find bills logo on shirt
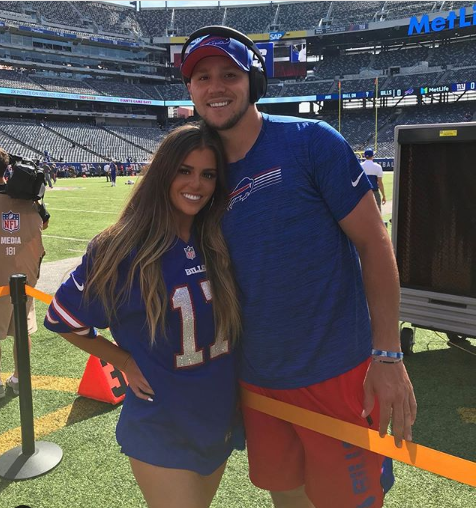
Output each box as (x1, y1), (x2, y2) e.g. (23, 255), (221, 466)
(227, 167), (282, 211)
(228, 177), (254, 210)
(2, 211), (20, 233)
(184, 245), (196, 260)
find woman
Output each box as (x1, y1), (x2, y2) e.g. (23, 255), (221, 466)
(44, 123), (241, 508)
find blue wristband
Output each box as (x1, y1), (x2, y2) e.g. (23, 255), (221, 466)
(371, 349), (404, 359)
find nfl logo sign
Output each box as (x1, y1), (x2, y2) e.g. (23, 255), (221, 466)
(184, 246), (196, 260)
(2, 211), (20, 233)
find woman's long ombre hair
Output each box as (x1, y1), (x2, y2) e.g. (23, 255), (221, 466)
(84, 122), (241, 345)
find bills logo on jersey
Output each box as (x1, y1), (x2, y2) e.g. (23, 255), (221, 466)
(227, 167), (282, 210)
(2, 211), (20, 233)
(184, 245), (196, 260)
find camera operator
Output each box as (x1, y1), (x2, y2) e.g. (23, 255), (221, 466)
(0, 147), (47, 398)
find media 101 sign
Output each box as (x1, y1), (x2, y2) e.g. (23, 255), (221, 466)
(408, 6), (476, 35)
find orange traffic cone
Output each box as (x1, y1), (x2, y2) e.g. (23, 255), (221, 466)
(78, 355), (129, 404)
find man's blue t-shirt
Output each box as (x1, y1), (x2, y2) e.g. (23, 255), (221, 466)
(222, 114), (373, 389)
(44, 237), (238, 474)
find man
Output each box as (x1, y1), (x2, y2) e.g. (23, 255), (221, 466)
(42, 162), (54, 189)
(110, 160), (117, 187)
(181, 27), (416, 508)
(0, 149), (46, 398)
(361, 148), (386, 212)
(104, 161), (111, 182)
(50, 163), (58, 184)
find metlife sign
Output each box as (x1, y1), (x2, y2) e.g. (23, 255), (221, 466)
(408, 6), (476, 35)
(420, 85), (450, 94)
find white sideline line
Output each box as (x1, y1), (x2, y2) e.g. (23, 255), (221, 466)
(43, 235), (90, 242)
(46, 207), (117, 214)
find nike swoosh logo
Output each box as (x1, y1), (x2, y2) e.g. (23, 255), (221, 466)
(351, 172), (364, 187)
(71, 273), (84, 292)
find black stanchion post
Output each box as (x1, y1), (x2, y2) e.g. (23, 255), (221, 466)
(10, 274), (35, 455)
(0, 274), (63, 480)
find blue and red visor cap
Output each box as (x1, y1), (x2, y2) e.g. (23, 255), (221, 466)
(181, 35), (253, 79)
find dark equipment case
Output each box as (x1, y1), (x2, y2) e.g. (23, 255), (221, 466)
(392, 122), (476, 353)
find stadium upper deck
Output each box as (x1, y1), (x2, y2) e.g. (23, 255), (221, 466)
(0, 1), (475, 162)
(0, 1), (473, 38)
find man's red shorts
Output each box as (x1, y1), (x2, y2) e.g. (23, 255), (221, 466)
(240, 359), (389, 508)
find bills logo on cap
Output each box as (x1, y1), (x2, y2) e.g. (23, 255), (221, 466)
(189, 35), (230, 52)
(2, 210), (20, 233)
(184, 245), (196, 260)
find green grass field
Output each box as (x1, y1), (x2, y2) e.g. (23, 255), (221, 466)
(0, 175), (475, 507)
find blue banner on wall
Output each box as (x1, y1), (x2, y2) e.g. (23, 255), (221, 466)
(19, 25), (76, 39)
(17, 25), (139, 46)
(0, 82), (470, 107)
(89, 36), (140, 47)
(374, 158), (394, 171)
(0, 86), (164, 106)
(451, 81), (476, 92)
(256, 42), (274, 78)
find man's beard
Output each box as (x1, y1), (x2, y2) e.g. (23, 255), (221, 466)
(203, 102), (249, 132)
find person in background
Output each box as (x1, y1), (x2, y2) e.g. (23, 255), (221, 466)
(181, 26), (416, 508)
(42, 162), (54, 189)
(110, 160), (117, 187)
(0, 148), (46, 398)
(3, 164), (12, 181)
(51, 164), (58, 184)
(361, 148), (386, 213)
(43, 123), (241, 508)
(104, 161), (111, 183)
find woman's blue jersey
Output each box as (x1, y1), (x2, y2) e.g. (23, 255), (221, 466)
(44, 237), (238, 474)
(222, 114), (373, 389)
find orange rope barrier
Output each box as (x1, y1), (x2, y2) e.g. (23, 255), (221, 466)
(242, 389), (476, 487)
(25, 285), (53, 304)
(0, 285), (52, 304)
(1, 284), (474, 487)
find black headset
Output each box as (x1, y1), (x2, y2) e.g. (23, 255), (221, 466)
(180, 25), (268, 104)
